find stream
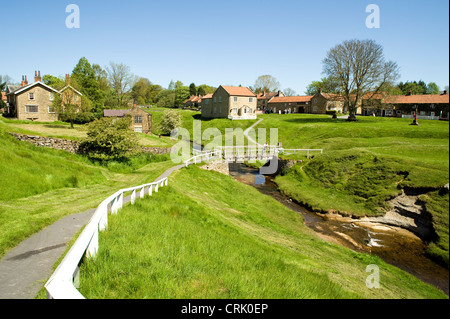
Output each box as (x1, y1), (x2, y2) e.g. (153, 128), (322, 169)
(227, 162), (449, 296)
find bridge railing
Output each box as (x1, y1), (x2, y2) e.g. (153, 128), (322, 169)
(184, 149), (222, 166)
(44, 177), (168, 299)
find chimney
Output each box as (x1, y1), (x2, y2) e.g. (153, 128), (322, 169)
(442, 90), (448, 95)
(22, 75), (28, 86)
(34, 70), (42, 82)
(406, 90), (412, 96)
(318, 87), (322, 94)
(133, 100), (137, 109)
(65, 74), (71, 85)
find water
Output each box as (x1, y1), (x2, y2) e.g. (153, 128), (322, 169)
(228, 162), (449, 295)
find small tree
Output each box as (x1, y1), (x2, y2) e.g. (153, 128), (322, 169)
(53, 87), (93, 128)
(80, 117), (138, 162)
(159, 109), (182, 135)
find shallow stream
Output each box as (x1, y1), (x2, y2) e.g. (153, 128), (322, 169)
(228, 162), (449, 295)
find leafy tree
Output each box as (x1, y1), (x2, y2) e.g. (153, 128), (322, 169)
(197, 84), (215, 96)
(156, 89), (176, 107)
(174, 85), (190, 107)
(159, 109), (182, 134)
(52, 80), (93, 128)
(397, 80), (427, 95)
(427, 82), (440, 95)
(79, 116), (138, 162)
(189, 83), (197, 96)
(254, 75), (280, 94)
(43, 75), (65, 90)
(305, 76), (341, 95)
(72, 57), (104, 115)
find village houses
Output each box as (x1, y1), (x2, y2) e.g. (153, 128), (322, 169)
(5, 71), (82, 121)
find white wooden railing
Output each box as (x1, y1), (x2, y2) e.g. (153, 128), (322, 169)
(184, 149), (222, 166)
(44, 177), (168, 299)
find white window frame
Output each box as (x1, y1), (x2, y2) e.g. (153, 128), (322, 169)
(29, 92), (35, 100)
(48, 106), (56, 113)
(49, 92), (55, 101)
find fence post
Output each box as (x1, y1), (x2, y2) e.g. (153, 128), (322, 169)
(149, 184), (153, 196)
(99, 203), (108, 231)
(140, 187), (145, 199)
(155, 183), (159, 193)
(131, 190), (136, 204)
(165, 178), (168, 186)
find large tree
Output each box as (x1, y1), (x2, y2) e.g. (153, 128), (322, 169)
(254, 75), (280, 94)
(71, 57), (104, 114)
(106, 62), (137, 108)
(305, 76), (341, 95)
(323, 39), (400, 121)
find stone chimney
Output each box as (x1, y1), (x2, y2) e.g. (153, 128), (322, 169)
(21, 75), (28, 86)
(34, 70), (42, 82)
(65, 74), (71, 85)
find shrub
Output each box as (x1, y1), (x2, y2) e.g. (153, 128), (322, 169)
(79, 117), (138, 162)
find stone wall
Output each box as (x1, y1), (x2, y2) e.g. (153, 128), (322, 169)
(9, 133), (80, 153)
(9, 132), (172, 155)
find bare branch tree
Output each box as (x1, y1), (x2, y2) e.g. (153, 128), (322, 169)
(254, 75), (280, 94)
(323, 39), (400, 121)
(106, 62), (137, 108)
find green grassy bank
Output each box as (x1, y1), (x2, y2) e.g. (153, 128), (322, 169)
(78, 166), (447, 299)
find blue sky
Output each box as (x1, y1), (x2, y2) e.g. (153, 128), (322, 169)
(1, 0), (448, 93)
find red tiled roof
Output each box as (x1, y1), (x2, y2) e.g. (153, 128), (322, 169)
(257, 92), (278, 100)
(221, 86), (256, 97)
(269, 96), (313, 103)
(384, 94), (449, 104)
(202, 94), (213, 99)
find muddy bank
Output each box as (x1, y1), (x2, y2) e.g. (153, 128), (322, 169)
(225, 162), (449, 295)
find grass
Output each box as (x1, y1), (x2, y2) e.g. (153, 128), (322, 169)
(255, 113), (448, 266)
(78, 166), (447, 299)
(0, 119), (177, 258)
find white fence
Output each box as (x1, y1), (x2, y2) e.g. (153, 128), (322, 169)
(184, 149), (222, 166)
(401, 114), (440, 120)
(44, 177), (168, 299)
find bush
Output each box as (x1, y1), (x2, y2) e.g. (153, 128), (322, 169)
(79, 117), (138, 162)
(159, 109), (182, 135)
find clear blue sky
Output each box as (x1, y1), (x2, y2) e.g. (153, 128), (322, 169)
(1, 0), (448, 94)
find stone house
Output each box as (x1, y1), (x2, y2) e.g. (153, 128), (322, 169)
(201, 85), (257, 120)
(380, 91), (449, 119)
(199, 93), (213, 110)
(309, 88), (345, 114)
(267, 95), (313, 113)
(5, 71), (83, 121)
(103, 104), (152, 134)
(257, 91), (284, 111)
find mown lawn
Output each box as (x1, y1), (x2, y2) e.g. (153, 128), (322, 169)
(78, 166), (447, 299)
(0, 120), (177, 258)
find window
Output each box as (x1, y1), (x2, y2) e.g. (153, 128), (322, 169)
(234, 97), (237, 102)
(134, 126), (143, 133)
(205, 99), (209, 105)
(48, 106), (56, 113)
(244, 108), (247, 114)
(26, 105), (38, 113)
(213, 107), (216, 114)
(249, 97), (253, 102)
(218, 96), (222, 103)
(49, 93), (55, 101)
(219, 106), (222, 113)
(29, 92), (34, 100)
(233, 108), (237, 113)
(74, 94), (79, 102)
(134, 115), (142, 124)
(214, 96), (217, 103)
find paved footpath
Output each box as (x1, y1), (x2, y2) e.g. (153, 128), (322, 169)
(0, 163), (186, 299)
